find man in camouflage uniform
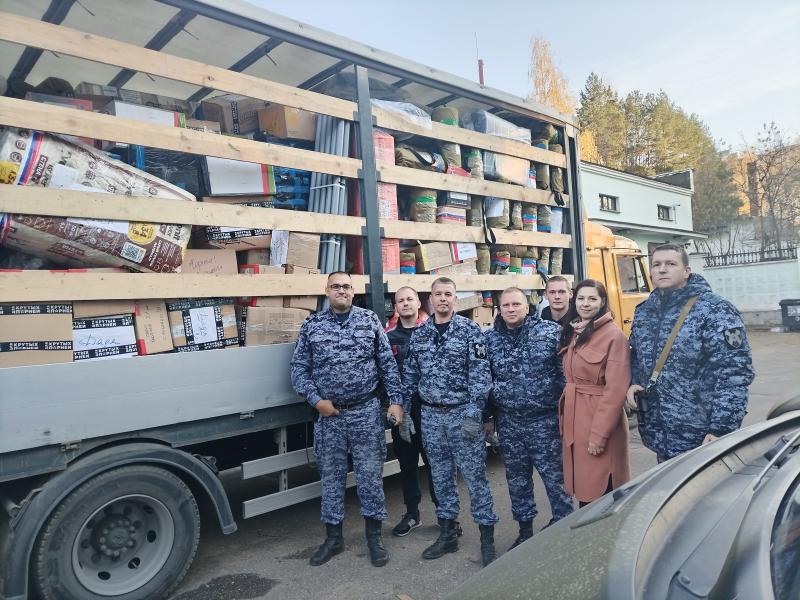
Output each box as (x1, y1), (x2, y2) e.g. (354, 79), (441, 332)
(626, 244), (754, 462)
(403, 277), (498, 566)
(291, 272), (404, 567)
(485, 287), (574, 549)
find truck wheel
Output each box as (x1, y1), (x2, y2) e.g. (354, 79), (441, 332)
(32, 464), (200, 600)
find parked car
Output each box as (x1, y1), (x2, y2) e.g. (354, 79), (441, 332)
(447, 399), (800, 600)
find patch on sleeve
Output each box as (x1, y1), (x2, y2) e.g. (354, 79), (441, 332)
(723, 327), (744, 349)
(473, 342), (488, 359)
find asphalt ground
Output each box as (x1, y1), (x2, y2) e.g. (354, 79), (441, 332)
(169, 330), (800, 600)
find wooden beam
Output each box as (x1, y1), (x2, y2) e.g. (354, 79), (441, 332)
(0, 97), (361, 179)
(378, 164), (569, 206)
(372, 107), (567, 168)
(0, 186), (366, 236)
(0, 11), (356, 121)
(0, 272), (553, 302)
(381, 219), (572, 248)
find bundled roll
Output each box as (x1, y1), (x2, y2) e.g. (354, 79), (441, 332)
(409, 188), (437, 223)
(550, 166), (565, 193)
(481, 291), (494, 307)
(509, 257), (522, 274)
(523, 206), (538, 231)
(469, 196), (484, 227)
(531, 122), (557, 143)
(549, 248), (563, 275)
(510, 202), (523, 230)
(400, 252), (417, 274)
(525, 246), (540, 260)
(527, 168), (537, 188)
(539, 248), (551, 274)
(535, 161), (550, 190)
(537, 205), (553, 232)
(491, 250), (511, 275)
(432, 107), (462, 170)
(467, 149), (484, 179)
(521, 257), (537, 275)
(485, 197), (510, 228)
(476, 244), (491, 274)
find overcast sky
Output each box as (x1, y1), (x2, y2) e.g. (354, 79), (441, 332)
(248, 0), (800, 149)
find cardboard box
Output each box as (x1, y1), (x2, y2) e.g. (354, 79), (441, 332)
(346, 238), (400, 275)
(450, 242), (478, 264)
(454, 292), (483, 312)
(284, 265), (320, 311)
(240, 306), (309, 346)
(167, 299), (239, 352)
(181, 250), (238, 275)
(75, 83), (196, 115)
(270, 231), (320, 270)
(412, 242), (453, 272)
(200, 94), (266, 134)
(373, 130), (395, 166)
(105, 100), (186, 128)
(195, 198), (273, 250)
(0, 303), (74, 367)
(257, 105), (317, 141)
(72, 313), (138, 361)
(440, 190), (471, 209)
(134, 301), (173, 355)
(466, 305), (495, 328)
(202, 157), (280, 196)
(185, 118), (222, 134)
(238, 249), (270, 265)
(436, 206), (467, 225)
(239, 264), (285, 307)
(73, 300), (136, 319)
(428, 261), (478, 276)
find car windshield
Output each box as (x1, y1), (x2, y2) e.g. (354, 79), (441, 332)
(771, 476), (800, 599)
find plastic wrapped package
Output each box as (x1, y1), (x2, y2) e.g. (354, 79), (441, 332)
(510, 202), (523, 230)
(400, 252), (417, 274)
(127, 146), (205, 198)
(521, 257), (537, 275)
(539, 248), (551, 274)
(371, 99), (432, 131)
(509, 256), (522, 274)
(537, 205), (553, 232)
(550, 166), (565, 193)
(476, 244), (491, 274)
(481, 291), (493, 307)
(535, 161), (550, 190)
(469, 196), (484, 227)
(531, 122), (557, 144)
(527, 168), (537, 188)
(491, 250), (511, 274)
(409, 188), (437, 223)
(466, 149), (484, 179)
(395, 145), (446, 172)
(461, 110), (532, 144)
(523, 206), (538, 231)
(483, 151), (529, 186)
(532, 138), (549, 150)
(549, 248), (564, 275)
(485, 197), (510, 229)
(0, 127), (194, 272)
(431, 107), (461, 170)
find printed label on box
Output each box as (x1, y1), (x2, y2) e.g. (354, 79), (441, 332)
(189, 307), (219, 345)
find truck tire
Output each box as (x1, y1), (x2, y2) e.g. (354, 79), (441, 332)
(32, 464), (200, 600)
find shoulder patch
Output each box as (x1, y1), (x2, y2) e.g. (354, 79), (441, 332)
(474, 342), (488, 359)
(723, 327), (745, 349)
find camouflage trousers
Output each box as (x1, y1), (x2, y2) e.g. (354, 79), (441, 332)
(421, 404), (498, 526)
(497, 410), (574, 522)
(313, 398), (387, 524)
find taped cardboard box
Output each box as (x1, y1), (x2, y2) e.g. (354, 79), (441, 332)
(166, 298), (239, 352)
(466, 305), (495, 328)
(257, 106), (317, 141)
(73, 300), (136, 319)
(436, 206), (466, 225)
(200, 94), (266, 134)
(72, 313), (138, 362)
(270, 231), (320, 270)
(239, 306), (309, 346)
(0, 128), (194, 272)
(284, 265), (320, 311)
(451, 242), (478, 264)
(181, 250), (238, 275)
(238, 248), (270, 265)
(412, 242), (453, 272)
(239, 264), (284, 307)
(134, 301), (173, 355)
(0, 303), (73, 367)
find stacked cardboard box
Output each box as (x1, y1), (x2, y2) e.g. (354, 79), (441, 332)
(0, 303), (74, 367)
(199, 94), (266, 135)
(257, 106), (317, 141)
(238, 306), (309, 346)
(167, 298), (239, 352)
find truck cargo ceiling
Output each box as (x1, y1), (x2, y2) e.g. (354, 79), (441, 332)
(0, 0), (575, 128)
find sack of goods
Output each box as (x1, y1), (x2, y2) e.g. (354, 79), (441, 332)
(395, 144), (446, 172)
(431, 107), (462, 170)
(409, 188), (437, 223)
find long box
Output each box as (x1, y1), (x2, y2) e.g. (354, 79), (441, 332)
(134, 301), (173, 355)
(257, 106), (317, 141)
(167, 299), (239, 352)
(284, 265), (320, 311)
(75, 82), (196, 115)
(105, 100), (186, 128)
(200, 94), (266, 134)
(72, 313), (138, 362)
(270, 231), (320, 270)
(412, 242), (453, 272)
(0, 128), (194, 272)
(240, 306), (309, 346)
(0, 303), (74, 367)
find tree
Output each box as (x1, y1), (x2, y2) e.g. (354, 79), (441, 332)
(692, 149), (746, 255)
(527, 36), (575, 116)
(577, 73), (625, 167)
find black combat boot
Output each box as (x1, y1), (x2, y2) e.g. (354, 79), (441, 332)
(422, 518), (459, 559)
(309, 522), (344, 566)
(365, 517), (389, 567)
(508, 519), (534, 550)
(479, 524), (497, 566)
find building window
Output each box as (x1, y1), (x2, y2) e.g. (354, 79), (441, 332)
(600, 194), (619, 212)
(657, 205), (674, 221)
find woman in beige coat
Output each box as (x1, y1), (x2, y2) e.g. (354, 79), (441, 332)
(559, 279), (631, 506)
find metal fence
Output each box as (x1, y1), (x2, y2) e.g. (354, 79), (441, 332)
(704, 245), (798, 268)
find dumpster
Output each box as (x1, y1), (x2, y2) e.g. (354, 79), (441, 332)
(779, 299), (800, 331)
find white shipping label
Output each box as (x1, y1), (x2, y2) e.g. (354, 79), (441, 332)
(269, 230), (290, 266)
(189, 307), (220, 344)
(73, 323), (137, 361)
(451, 242), (477, 262)
(485, 197), (505, 218)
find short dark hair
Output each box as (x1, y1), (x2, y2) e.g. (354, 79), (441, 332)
(431, 277), (456, 291)
(651, 244), (689, 267)
(545, 275), (571, 291)
(327, 271), (351, 281)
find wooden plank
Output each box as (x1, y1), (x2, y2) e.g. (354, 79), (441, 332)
(381, 219), (572, 248)
(0, 97), (361, 178)
(372, 106), (566, 167)
(0, 272), (553, 302)
(378, 165), (569, 206)
(0, 186), (366, 236)
(0, 11), (356, 121)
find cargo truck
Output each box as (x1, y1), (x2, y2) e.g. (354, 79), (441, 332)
(0, 1), (650, 598)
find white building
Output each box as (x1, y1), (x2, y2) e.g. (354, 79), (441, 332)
(580, 162), (706, 255)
